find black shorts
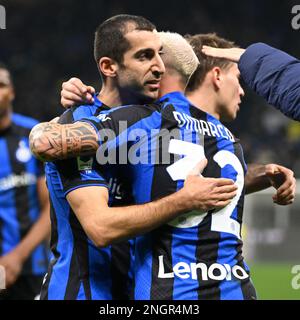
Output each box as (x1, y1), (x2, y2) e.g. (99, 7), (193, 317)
(0, 275), (44, 300)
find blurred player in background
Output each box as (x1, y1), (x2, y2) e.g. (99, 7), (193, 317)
(0, 63), (50, 300)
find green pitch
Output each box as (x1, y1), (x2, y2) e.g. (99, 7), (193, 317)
(249, 263), (300, 300)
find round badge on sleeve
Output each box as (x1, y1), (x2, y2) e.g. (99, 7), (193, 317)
(16, 141), (32, 163)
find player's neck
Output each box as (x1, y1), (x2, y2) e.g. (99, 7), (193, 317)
(186, 86), (220, 120)
(98, 83), (148, 107)
(158, 74), (185, 98)
(0, 106), (12, 130)
(97, 84), (123, 108)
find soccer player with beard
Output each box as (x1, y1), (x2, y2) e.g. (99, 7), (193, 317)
(30, 16), (236, 300)
(30, 32), (295, 299)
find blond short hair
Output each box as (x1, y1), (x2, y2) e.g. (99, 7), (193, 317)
(159, 31), (199, 86)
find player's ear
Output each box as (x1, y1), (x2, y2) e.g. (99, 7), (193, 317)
(99, 57), (118, 78)
(8, 86), (15, 102)
(211, 66), (222, 90)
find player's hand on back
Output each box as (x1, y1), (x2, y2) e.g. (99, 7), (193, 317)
(201, 46), (245, 63)
(182, 159), (238, 212)
(265, 164), (296, 205)
(61, 77), (95, 108)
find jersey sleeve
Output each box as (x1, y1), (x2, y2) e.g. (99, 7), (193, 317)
(239, 42), (300, 121)
(51, 107), (109, 196)
(54, 156), (108, 197)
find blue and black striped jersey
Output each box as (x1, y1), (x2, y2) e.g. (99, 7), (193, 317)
(82, 91), (257, 300)
(0, 113), (49, 276)
(41, 97), (134, 300)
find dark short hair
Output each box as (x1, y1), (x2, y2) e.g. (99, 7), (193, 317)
(185, 33), (236, 92)
(94, 14), (156, 78)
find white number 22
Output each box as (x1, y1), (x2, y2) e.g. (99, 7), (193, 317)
(166, 139), (244, 238)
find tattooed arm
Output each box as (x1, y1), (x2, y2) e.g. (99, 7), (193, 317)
(29, 121), (99, 161)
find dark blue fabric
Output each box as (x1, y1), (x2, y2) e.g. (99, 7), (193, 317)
(0, 113), (49, 276)
(43, 99), (134, 300)
(83, 92), (253, 299)
(239, 42), (300, 120)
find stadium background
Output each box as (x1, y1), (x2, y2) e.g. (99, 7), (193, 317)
(0, 0), (299, 299)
